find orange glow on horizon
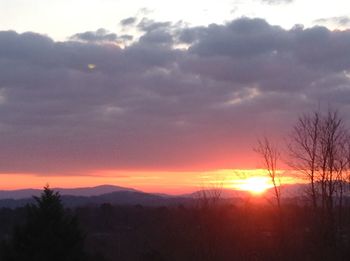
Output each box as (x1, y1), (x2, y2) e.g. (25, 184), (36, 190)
(0, 169), (303, 195)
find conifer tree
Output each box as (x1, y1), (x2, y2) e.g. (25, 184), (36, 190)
(2, 186), (86, 261)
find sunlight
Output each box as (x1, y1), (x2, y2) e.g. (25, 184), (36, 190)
(234, 177), (273, 195)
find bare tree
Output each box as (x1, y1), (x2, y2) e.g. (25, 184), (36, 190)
(317, 111), (349, 229)
(288, 111), (320, 210)
(288, 109), (350, 243)
(255, 137), (281, 211)
(255, 137), (285, 254)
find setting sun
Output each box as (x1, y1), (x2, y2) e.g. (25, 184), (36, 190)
(235, 177), (273, 195)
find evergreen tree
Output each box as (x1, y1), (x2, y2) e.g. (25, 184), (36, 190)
(2, 186), (86, 261)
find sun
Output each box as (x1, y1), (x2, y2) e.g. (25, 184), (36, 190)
(235, 177), (273, 195)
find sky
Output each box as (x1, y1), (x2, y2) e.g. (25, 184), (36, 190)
(0, 0), (349, 193)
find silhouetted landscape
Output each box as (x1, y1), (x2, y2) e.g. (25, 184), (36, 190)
(0, 184), (308, 208)
(0, 185), (350, 260)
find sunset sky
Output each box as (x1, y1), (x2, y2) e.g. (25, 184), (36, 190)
(0, 0), (349, 193)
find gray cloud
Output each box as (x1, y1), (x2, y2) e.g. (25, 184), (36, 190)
(183, 18), (290, 58)
(137, 18), (172, 32)
(0, 18), (350, 174)
(119, 34), (134, 41)
(70, 28), (118, 43)
(120, 17), (137, 26)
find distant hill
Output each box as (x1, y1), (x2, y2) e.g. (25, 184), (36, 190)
(0, 185), (137, 200)
(0, 185), (194, 208)
(0, 183), (315, 209)
(0, 190), (196, 209)
(61, 191), (194, 208)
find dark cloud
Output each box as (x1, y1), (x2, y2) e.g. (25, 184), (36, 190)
(120, 17), (137, 26)
(139, 30), (173, 45)
(183, 18), (290, 58)
(136, 18), (177, 46)
(0, 18), (350, 175)
(137, 18), (172, 32)
(70, 28), (117, 43)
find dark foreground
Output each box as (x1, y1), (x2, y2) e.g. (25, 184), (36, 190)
(1, 195), (350, 261)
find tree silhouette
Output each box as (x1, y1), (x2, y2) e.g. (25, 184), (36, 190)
(2, 186), (86, 261)
(255, 137), (281, 210)
(288, 109), (350, 248)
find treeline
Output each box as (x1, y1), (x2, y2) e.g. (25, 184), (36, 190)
(1, 189), (350, 260)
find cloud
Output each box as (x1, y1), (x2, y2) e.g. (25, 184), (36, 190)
(182, 18), (290, 58)
(0, 18), (350, 175)
(70, 28), (118, 43)
(119, 34), (134, 41)
(314, 16), (350, 27)
(137, 18), (172, 32)
(120, 17), (137, 26)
